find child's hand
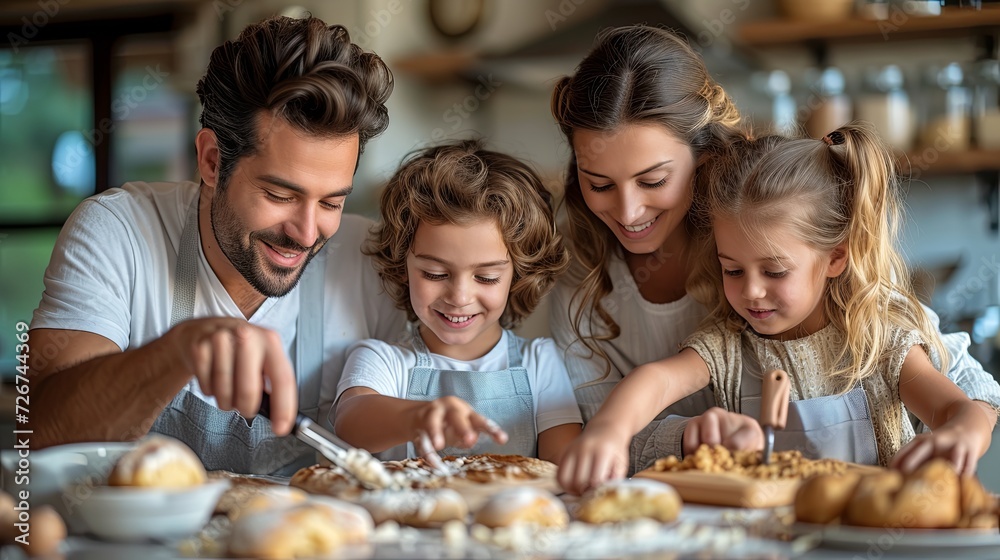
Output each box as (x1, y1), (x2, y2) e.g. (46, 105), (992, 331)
(413, 396), (508, 451)
(683, 407), (764, 455)
(891, 429), (984, 476)
(557, 423), (630, 496)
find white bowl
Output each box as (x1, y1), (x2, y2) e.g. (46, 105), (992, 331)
(72, 479), (229, 542)
(1, 442), (136, 534)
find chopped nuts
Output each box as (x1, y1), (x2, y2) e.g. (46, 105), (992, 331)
(653, 444), (848, 480)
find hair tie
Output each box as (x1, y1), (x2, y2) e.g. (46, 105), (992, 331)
(822, 131), (845, 146)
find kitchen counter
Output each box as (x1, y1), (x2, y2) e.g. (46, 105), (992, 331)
(2, 502), (997, 559)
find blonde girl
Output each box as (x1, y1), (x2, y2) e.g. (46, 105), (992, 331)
(334, 140), (582, 463)
(558, 124), (997, 494)
(550, 24), (1000, 475)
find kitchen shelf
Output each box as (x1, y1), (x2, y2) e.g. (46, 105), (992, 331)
(738, 7), (1000, 46)
(898, 149), (1000, 177)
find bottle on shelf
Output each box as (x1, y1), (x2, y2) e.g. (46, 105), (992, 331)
(752, 70), (797, 135)
(855, 65), (915, 151)
(917, 63), (972, 152)
(804, 66), (853, 139)
(973, 59), (1000, 149)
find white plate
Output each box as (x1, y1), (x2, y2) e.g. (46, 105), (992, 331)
(1, 442), (136, 534)
(72, 479), (229, 542)
(794, 522), (1000, 552)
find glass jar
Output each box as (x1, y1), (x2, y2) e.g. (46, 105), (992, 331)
(855, 64), (914, 151)
(918, 63), (971, 152)
(804, 67), (853, 139)
(973, 59), (1000, 149)
(893, 0), (941, 16)
(857, 0), (890, 19)
(752, 70), (796, 135)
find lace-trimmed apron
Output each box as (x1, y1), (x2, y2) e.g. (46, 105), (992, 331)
(738, 336), (879, 464)
(150, 196), (323, 475)
(405, 328), (537, 458)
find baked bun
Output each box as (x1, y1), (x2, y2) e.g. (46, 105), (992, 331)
(794, 472), (861, 524)
(226, 486), (309, 521)
(356, 488), (468, 527)
(842, 459), (961, 529)
(576, 479), (681, 524)
(227, 497), (373, 559)
(958, 474), (1000, 529)
(107, 435), (206, 487)
(472, 487), (568, 529)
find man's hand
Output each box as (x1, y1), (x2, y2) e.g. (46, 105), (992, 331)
(683, 407), (764, 455)
(164, 318), (297, 435)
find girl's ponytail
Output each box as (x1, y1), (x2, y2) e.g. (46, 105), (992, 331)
(827, 123), (949, 379)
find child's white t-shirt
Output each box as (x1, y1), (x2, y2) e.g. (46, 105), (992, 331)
(336, 330), (583, 460)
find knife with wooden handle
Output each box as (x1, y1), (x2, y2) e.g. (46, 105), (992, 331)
(760, 369), (790, 465)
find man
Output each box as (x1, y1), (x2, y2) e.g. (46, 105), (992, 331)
(28, 16), (405, 475)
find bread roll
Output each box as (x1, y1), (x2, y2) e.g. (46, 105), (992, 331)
(472, 487), (568, 529)
(844, 459), (960, 529)
(356, 488), (468, 527)
(228, 497), (373, 559)
(794, 472), (861, 524)
(576, 479), (681, 524)
(108, 435), (206, 487)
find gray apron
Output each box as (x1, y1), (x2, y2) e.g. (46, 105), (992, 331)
(405, 327), (537, 457)
(149, 195), (323, 476)
(737, 336), (879, 464)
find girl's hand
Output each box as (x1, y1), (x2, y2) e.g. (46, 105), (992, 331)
(557, 423), (630, 496)
(413, 396), (508, 451)
(891, 429), (984, 476)
(683, 407), (764, 455)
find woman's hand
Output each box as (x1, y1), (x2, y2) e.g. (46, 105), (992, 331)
(412, 396), (508, 451)
(557, 422), (630, 495)
(683, 407), (764, 455)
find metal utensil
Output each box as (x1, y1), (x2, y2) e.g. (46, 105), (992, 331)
(760, 369), (790, 465)
(258, 393), (393, 490)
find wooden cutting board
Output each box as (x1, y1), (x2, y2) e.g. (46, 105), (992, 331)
(633, 464), (884, 508)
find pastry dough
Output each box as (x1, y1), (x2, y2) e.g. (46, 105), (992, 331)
(227, 496), (373, 559)
(472, 487), (568, 529)
(107, 435), (206, 487)
(576, 479), (682, 524)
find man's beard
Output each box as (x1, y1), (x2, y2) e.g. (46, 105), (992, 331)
(210, 191), (326, 298)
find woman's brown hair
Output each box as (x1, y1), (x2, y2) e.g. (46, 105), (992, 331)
(366, 140), (570, 329)
(551, 24), (747, 375)
(196, 15), (393, 190)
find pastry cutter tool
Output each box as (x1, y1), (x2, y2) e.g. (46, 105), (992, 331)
(760, 369), (790, 465)
(257, 393), (393, 489)
(257, 393), (451, 482)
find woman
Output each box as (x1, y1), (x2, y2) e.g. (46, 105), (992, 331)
(549, 25), (1000, 474)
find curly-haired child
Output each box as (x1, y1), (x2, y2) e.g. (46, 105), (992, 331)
(334, 140), (582, 464)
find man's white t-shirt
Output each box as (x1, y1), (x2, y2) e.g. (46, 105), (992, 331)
(337, 330), (583, 460)
(32, 180), (405, 426)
